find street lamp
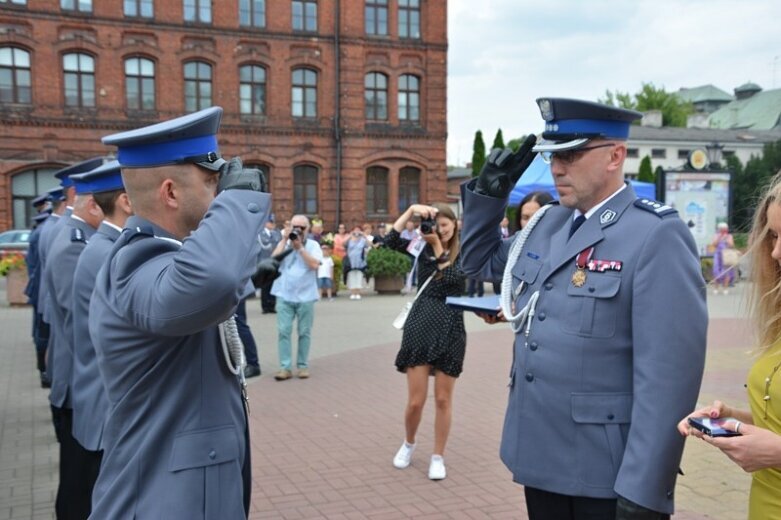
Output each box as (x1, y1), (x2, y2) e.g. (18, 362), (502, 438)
(706, 141), (724, 170)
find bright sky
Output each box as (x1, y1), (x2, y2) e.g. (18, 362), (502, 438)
(447, 0), (781, 165)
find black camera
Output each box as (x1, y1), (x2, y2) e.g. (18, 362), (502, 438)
(288, 230), (300, 241)
(420, 217), (437, 234)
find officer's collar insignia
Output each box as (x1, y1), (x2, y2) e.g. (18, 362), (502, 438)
(599, 209), (617, 225)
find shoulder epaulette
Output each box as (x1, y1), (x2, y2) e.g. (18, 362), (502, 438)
(71, 227), (86, 243)
(633, 198), (677, 217)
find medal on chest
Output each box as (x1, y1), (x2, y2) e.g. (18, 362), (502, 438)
(572, 247), (594, 287)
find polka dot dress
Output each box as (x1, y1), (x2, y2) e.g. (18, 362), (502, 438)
(385, 230), (467, 377)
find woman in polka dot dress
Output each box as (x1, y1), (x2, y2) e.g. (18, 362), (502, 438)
(385, 203), (466, 480)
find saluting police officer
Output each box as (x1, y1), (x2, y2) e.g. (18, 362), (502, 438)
(43, 161), (106, 520)
(89, 107), (270, 519)
(68, 161), (133, 517)
(460, 98), (707, 519)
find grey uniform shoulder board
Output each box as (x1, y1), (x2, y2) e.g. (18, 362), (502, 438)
(71, 227), (86, 243)
(633, 198), (677, 217)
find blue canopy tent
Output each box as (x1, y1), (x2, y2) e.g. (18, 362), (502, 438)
(509, 155), (656, 206)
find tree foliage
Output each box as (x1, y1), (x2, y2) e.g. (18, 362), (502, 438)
(471, 130), (486, 177)
(729, 140), (781, 232)
(637, 155), (654, 183)
(492, 129), (505, 151)
(599, 82), (695, 127)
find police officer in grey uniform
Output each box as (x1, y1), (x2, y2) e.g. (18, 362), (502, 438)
(460, 98), (707, 519)
(90, 107), (270, 519)
(68, 161), (133, 517)
(43, 163), (106, 519)
(26, 194), (53, 386)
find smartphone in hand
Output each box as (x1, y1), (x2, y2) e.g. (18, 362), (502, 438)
(688, 417), (742, 437)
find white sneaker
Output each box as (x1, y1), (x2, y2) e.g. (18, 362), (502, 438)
(393, 441), (416, 469)
(355, 294), (362, 300)
(428, 455), (446, 480)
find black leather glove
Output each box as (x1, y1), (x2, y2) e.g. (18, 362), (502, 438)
(615, 496), (669, 520)
(217, 157), (268, 193)
(474, 134), (537, 198)
(251, 248), (295, 288)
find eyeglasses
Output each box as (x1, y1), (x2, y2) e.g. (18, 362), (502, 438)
(540, 143), (616, 165)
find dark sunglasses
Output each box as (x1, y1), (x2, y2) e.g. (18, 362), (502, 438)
(540, 143), (615, 165)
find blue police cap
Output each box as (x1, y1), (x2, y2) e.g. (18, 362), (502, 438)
(54, 157), (108, 188)
(31, 194), (49, 207)
(71, 160), (124, 195)
(34, 211), (51, 223)
(102, 107), (226, 171)
(47, 187), (66, 202)
(532, 98), (643, 153)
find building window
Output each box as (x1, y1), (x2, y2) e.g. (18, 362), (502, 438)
(63, 53), (95, 108)
(184, 0), (211, 23)
(723, 150), (735, 159)
(125, 57), (155, 111)
(239, 64), (266, 115)
(184, 61), (212, 112)
(12, 167), (60, 229)
(651, 148), (666, 159)
(292, 68), (316, 118)
(626, 148), (639, 158)
(398, 166), (420, 213)
(0, 47), (31, 104)
(292, 0), (317, 32)
(364, 72), (388, 121)
(366, 166), (389, 215)
(293, 165), (318, 214)
(239, 0), (265, 27)
(398, 0), (420, 39)
(124, 0), (153, 17)
(365, 0), (388, 36)
(677, 149), (690, 160)
(0, 0), (27, 5)
(398, 74), (420, 122)
(61, 0), (91, 12)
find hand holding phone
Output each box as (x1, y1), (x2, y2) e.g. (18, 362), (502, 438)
(688, 417), (742, 438)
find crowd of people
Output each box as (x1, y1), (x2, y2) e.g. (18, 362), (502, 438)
(17, 96), (781, 520)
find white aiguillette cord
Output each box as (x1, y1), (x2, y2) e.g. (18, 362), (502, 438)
(500, 204), (553, 334)
(148, 232), (250, 414)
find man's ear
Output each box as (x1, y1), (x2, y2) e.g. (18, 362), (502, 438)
(88, 196), (103, 218)
(607, 143), (627, 174)
(160, 178), (179, 210)
(118, 192), (134, 216)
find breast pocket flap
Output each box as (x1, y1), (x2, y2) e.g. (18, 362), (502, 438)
(566, 274), (621, 298)
(571, 393), (633, 424)
(511, 256), (543, 285)
(169, 425), (239, 472)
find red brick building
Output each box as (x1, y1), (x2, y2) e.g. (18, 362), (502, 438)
(0, 0), (447, 231)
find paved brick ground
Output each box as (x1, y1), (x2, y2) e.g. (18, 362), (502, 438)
(0, 282), (757, 519)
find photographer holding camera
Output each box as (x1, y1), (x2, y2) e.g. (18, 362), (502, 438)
(270, 215), (323, 381)
(386, 203), (467, 481)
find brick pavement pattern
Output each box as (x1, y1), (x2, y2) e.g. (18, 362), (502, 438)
(0, 284), (755, 519)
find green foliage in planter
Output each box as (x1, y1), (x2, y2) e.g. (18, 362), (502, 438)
(365, 247), (411, 278)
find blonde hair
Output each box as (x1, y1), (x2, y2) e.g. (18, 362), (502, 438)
(747, 173), (781, 354)
(432, 203), (460, 260)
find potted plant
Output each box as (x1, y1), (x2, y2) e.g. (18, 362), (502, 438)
(0, 252), (28, 306)
(365, 247), (412, 294)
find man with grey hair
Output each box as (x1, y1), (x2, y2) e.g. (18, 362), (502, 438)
(270, 214), (323, 380)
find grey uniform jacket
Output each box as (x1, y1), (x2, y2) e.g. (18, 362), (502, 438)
(88, 190), (270, 520)
(38, 208), (73, 324)
(258, 227), (282, 261)
(44, 216), (96, 409)
(460, 182), (707, 514)
(70, 221), (120, 451)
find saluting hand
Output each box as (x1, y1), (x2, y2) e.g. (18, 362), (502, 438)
(475, 135), (537, 199)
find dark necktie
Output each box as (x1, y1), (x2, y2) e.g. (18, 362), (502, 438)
(569, 215), (586, 239)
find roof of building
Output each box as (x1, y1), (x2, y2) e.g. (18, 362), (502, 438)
(676, 84), (733, 104)
(447, 166), (472, 180)
(628, 125), (781, 144)
(707, 88), (781, 130)
(735, 82), (762, 94)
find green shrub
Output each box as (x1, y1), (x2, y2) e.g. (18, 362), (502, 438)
(365, 247), (411, 278)
(733, 232), (748, 250)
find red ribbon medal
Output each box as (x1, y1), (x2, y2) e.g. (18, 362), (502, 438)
(571, 247), (594, 287)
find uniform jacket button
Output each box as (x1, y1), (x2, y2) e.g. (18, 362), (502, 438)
(607, 413), (615, 421)
(538, 312), (546, 321)
(525, 372), (534, 382)
(247, 202), (260, 213)
(208, 449), (217, 460)
(588, 286), (595, 293)
(666, 490), (673, 498)
(529, 341), (538, 351)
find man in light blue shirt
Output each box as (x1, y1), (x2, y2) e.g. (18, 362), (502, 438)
(271, 214), (323, 380)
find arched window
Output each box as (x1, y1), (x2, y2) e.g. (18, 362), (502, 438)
(0, 47), (31, 104)
(11, 167), (60, 229)
(365, 0), (388, 35)
(366, 166), (389, 215)
(398, 166), (420, 214)
(293, 165), (318, 214)
(239, 65), (266, 115)
(291, 68), (317, 118)
(398, 74), (420, 122)
(63, 53), (95, 108)
(125, 57), (155, 111)
(184, 61), (212, 112)
(364, 72), (388, 121)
